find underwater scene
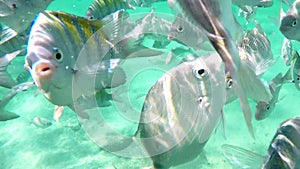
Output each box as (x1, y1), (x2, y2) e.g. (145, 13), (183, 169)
(1, 0), (300, 168)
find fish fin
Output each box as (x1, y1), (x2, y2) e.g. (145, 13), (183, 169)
(255, 56), (278, 75)
(220, 109), (226, 139)
(53, 106), (64, 123)
(0, 110), (19, 121)
(0, 71), (17, 88)
(0, 24), (18, 45)
(282, 67), (293, 83)
(222, 144), (264, 169)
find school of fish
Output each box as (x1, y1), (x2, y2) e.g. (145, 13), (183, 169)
(1, 0), (300, 168)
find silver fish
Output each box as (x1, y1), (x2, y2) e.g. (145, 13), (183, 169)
(255, 69), (291, 121)
(127, 0), (167, 7)
(25, 11), (162, 116)
(0, 82), (34, 121)
(31, 117), (52, 129)
(280, 0), (300, 41)
(136, 53), (226, 168)
(222, 117), (300, 169)
(281, 38), (298, 66)
(0, 0), (54, 33)
(175, 0), (272, 137)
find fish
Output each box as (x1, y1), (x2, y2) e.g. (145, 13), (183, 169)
(0, 82), (34, 121)
(238, 22), (276, 76)
(0, 24), (27, 57)
(0, 0), (54, 33)
(280, 0), (300, 41)
(281, 38), (298, 66)
(222, 117), (300, 169)
(25, 10), (163, 117)
(135, 52), (226, 168)
(282, 0), (294, 6)
(168, 13), (214, 52)
(127, 0), (167, 7)
(85, 0), (128, 20)
(291, 50), (300, 90)
(31, 117), (52, 129)
(0, 50), (21, 88)
(255, 69), (291, 121)
(175, 0), (272, 137)
(232, 0), (273, 10)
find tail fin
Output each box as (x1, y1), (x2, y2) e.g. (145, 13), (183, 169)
(0, 110), (19, 121)
(222, 144), (264, 169)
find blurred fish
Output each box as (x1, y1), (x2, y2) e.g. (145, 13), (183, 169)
(222, 117), (300, 169)
(0, 82), (34, 121)
(292, 50), (300, 90)
(238, 22), (276, 75)
(168, 13), (214, 52)
(25, 11), (162, 116)
(136, 53), (226, 168)
(0, 50), (21, 88)
(31, 117), (52, 129)
(280, 0), (300, 41)
(0, 0), (54, 33)
(255, 69), (291, 121)
(176, 0), (272, 137)
(281, 38), (298, 66)
(0, 25), (27, 57)
(85, 0), (128, 20)
(127, 0), (167, 7)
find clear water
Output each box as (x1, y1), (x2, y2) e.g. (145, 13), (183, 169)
(1, 0), (299, 168)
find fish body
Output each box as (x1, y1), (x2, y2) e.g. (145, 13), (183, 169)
(0, 0), (54, 33)
(85, 0), (128, 20)
(222, 117), (300, 169)
(280, 0), (300, 41)
(25, 10), (163, 114)
(136, 53), (226, 168)
(281, 38), (298, 66)
(176, 0), (271, 137)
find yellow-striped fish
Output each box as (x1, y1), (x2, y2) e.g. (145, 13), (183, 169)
(85, 0), (128, 20)
(25, 10), (162, 114)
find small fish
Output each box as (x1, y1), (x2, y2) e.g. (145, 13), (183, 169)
(0, 0), (54, 33)
(0, 82), (34, 121)
(25, 11), (162, 117)
(255, 69), (290, 121)
(280, 0), (300, 41)
(222, 117), (300, 169)
(85, 0), (128, 20)
(136, 53), (226, 168)
(176, 0), (272, 137)
(31, 117), (52, 129)
(292, 50), (300, 90)
(168, 13), (214, 52)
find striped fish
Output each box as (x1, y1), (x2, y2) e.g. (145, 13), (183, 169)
(25, 10), (162, 114)
(135, 53), (226, 168)
(222, 117), (300, 169)
(85, 0), (128, 20)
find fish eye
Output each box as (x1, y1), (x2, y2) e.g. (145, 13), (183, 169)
(265, 104), (270, 110)
(89, 16), (94, 20)
(193, 68), (207, 79)
(292, 20), (297, 27)
(52, 48), (63, 62)
(226, 78), (233, 89)
(177, 25), (184, 33)
(11, 3), (17, 9)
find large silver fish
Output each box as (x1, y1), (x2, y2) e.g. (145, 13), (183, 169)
(175, 0), (272, 137)
(222, 117), (300, 169)
(25, 10), (162, 116)
(135, 53), (226, 168)
(0, 0), (54, 33)
(280, 0), (300, 41)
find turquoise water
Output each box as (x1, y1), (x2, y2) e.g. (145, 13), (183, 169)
(1, 0), (300, 168)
